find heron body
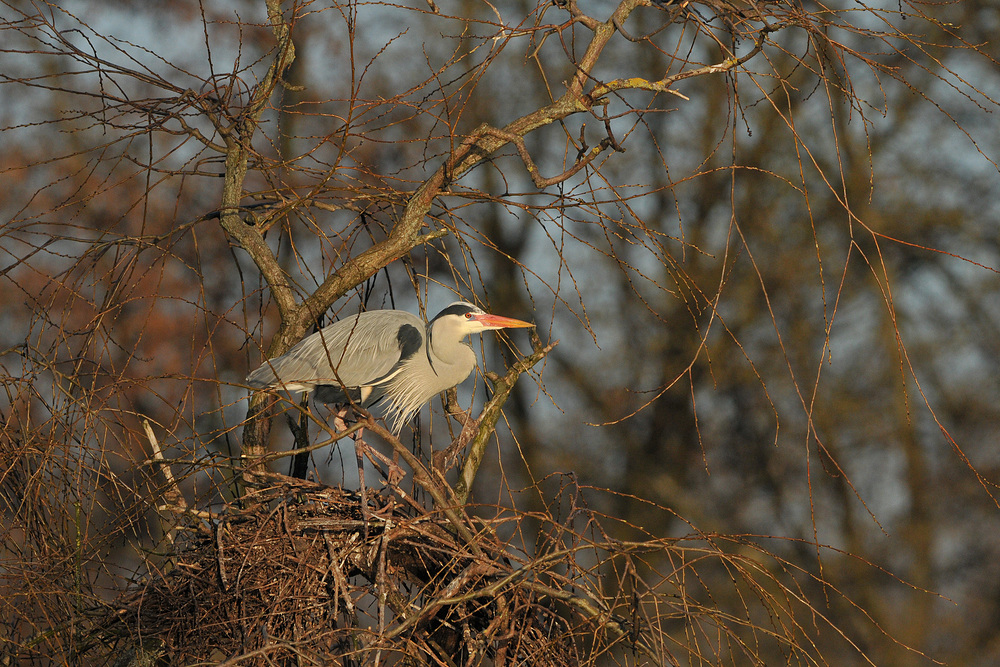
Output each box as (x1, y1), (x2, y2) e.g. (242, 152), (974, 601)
(246, 302), (532, 432)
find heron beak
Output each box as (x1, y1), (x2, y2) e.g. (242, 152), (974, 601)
(473, 313), (534, 330)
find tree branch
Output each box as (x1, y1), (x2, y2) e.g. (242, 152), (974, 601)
(453, 335), (559, 504)
(226, 1), (298, 477)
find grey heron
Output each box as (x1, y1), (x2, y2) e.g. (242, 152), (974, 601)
(246, 301), (533, 433)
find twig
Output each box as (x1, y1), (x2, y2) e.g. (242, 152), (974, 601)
(254, 422), (365, 465)
(143, 419), (188, 514)
(215, 520), (229, 592)
(359, 419), (483, 555)
(586, 26), (771, 103)
(470, 126), (615, 188)
(517, 579), (668, 665)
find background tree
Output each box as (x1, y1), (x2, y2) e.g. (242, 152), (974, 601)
(2, 0), (999, 663)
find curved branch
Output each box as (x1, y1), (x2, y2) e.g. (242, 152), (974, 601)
(586, 27), (770, 102)
(218, 0), (298, 326)
(473, 126), (618, 188)
(453, 335), (559, 504)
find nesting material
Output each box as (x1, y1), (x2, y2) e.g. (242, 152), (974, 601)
(112, 475), (578, 665)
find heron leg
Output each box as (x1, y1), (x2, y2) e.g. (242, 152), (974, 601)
(332, 405), (351, 434)
(328, 404), (401, 529)
(352, 436), (406, 538)
(353, 435), (372, 535)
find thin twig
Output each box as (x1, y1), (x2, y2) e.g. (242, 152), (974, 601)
(143, 419), (188, 514)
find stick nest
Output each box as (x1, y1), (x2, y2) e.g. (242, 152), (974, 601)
(110, 474), (582, 666)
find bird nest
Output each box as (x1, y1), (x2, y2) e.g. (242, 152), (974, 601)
(107, 474), (589, 666)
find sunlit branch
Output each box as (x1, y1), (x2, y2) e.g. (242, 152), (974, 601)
(452, 335), (559, 504)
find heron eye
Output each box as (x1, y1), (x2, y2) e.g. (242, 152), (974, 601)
(465, 312), (473, 319)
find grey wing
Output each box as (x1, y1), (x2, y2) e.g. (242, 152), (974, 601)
(247, 310), (424, 392)
(313, 310), (425, 387)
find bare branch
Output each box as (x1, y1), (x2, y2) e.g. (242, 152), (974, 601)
(454, 335), (559, 504)
(142, 419), (187, 516)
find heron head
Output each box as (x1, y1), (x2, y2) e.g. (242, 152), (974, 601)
(431, 301), (534, 336)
